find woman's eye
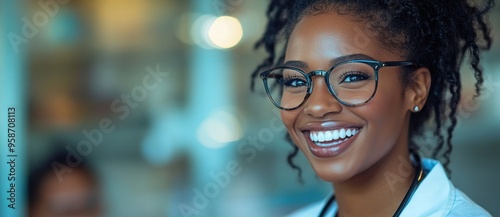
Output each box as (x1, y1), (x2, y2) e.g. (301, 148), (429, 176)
(282, 77), (307, 87)
(341, 72), (369, 83)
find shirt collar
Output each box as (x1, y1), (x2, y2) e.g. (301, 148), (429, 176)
(319, 159), (455, 217)
(400, 158), (455, 216)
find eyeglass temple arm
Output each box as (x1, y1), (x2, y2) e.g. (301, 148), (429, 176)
(382, 61), (417, 67)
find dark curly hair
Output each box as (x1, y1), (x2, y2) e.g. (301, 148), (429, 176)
(251, 0), (494, 181)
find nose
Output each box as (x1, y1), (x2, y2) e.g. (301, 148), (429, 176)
(303, 76), (343, 118)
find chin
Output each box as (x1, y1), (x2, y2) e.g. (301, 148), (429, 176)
(304, 153), (360, 183)
(292, 138), (357, 183)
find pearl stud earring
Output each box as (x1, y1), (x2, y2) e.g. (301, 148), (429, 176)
(413, 106), (419, 112)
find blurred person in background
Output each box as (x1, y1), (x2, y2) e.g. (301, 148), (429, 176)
(28, 147), (103, 217)
(252, 0), (495, 216)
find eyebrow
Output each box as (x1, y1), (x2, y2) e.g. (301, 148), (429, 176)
(283, 54), (376, 70)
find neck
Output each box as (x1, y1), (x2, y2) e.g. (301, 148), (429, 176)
(333, 145), (416, 217)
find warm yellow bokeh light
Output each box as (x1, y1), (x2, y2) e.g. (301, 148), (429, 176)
(207, 16), (243, 49)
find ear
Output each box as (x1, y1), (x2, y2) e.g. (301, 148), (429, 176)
(405, 67), (431, 112)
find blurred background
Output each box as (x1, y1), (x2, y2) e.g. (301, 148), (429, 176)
(1, 0), (499, 216)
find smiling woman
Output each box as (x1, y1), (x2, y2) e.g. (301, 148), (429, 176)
(252, 0), (495, 216)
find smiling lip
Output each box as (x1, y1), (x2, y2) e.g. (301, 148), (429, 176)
(301, 123), (361, 158)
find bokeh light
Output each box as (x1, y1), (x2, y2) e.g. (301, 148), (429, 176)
(196, 110), (243, 148)
(207, 16), (243, 49)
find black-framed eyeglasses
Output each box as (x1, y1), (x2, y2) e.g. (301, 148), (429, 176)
(259, 59), (417, 110)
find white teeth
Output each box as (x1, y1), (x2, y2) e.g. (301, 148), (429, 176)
(325, 131), (333, 141)
(339, 129), (346, 139)
(318, 132), (325, 142)
(333, 130), (339, 140)
(309, 128), (360, 143)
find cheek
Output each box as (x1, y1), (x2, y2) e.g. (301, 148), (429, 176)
(378, 78), (406, 117)
(366, 88), (403, 119)
(356, 78), (406, 146)
(280, 110), (301, 140)
(280, 110), (295, 131)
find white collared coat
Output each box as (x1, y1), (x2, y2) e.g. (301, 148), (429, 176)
(287, 159), (491, 217)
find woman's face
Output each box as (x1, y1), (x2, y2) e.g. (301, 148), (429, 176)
(282, 12), (413, 182)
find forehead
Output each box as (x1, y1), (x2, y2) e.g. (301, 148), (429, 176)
(285, 12), (400, 69)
